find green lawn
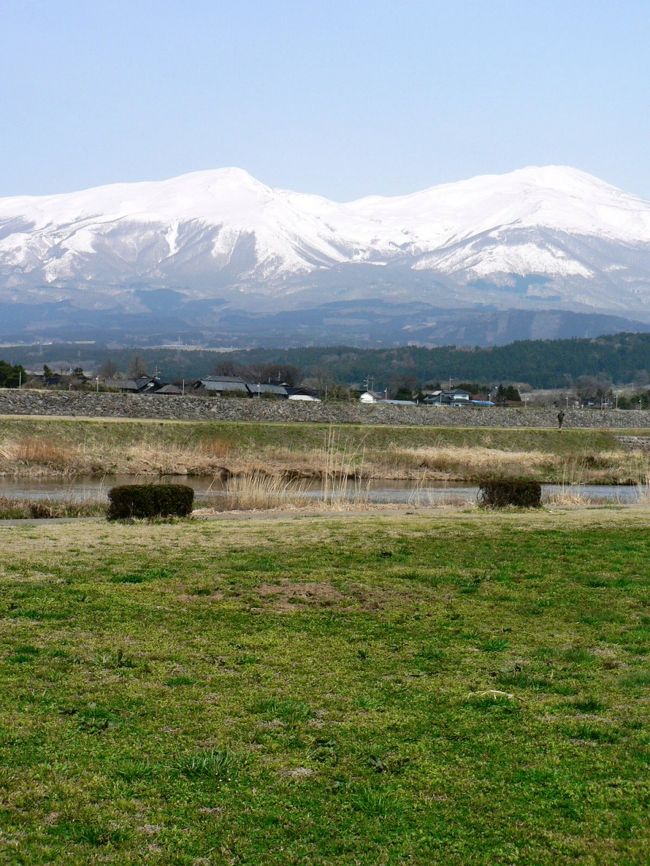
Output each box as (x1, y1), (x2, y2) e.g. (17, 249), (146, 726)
(0, 509), (648, 864)
(0, 413), (634, 455)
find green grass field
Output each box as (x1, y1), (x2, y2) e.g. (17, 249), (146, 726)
(1, 508), (648, 864)
(0, 414), (630, 454)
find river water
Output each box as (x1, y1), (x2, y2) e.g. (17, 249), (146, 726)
(0, 476), (644, 506)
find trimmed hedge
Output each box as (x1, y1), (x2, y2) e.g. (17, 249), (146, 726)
(107, 484), (194, 520)
(477, 479), (542, 509)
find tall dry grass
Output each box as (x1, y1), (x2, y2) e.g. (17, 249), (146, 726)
(377, 444), (556, 479)
(406, 475), (475, 508)
(1, 430), (648, 488)
(545, 488), (590, 507)
(635, 472), (650, 504)
(0, 438), (78, 475)
(321, 428), (369, 508)
(0, 437), (234, 478)
(0, 495), (106, 519)
(205, 429), (372, 511)
(219, 473), (309, 510)
(197, 438), (232, 459)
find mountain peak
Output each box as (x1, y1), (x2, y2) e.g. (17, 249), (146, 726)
(171, 166), (264, 187)
(1, 164), (650, 329)
(504, 164), (623, 194)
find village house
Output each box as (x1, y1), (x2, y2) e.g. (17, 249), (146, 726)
(359, 390), (384, 403)
(192, 375), (249, 396)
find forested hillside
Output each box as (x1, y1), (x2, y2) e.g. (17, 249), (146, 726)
(3, 332), (650, 389)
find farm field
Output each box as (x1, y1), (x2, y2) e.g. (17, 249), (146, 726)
(0, 415), (649, 483)
(0, 507), (648, 865)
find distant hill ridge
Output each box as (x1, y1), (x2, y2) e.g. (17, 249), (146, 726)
(4, 331), (650, 390)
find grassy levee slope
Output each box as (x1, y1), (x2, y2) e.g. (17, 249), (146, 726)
(1, 415), (649, 482)
(1, 509), (648, 865)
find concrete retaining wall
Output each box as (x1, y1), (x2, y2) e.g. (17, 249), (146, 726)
(1, 389), (649, 429)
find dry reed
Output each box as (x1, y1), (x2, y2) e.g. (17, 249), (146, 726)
(1, 431), (648, 488)
(7, 438), (74, 473)
(198, 438), (232, 458)
(376, 444), (556, 479)
(545, 488), (590, 507)
(219, 473), (310, 510)
(321, 428), (369, 508)
(635, 473), (650, 504)
(0, 495), (105, 519)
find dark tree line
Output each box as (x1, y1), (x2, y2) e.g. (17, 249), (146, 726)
(211, 360), (302, 387)
(3, 332), (650, 391)
(0, 360), (26, 388)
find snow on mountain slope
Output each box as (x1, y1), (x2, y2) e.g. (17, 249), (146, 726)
(1, 165), (650, 319)
(348, 166), (650, 245)
(0, 168), (358, 284)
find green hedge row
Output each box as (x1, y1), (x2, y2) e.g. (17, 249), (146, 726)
(477, 479), (542, 508)
(107, 484), (194, 520)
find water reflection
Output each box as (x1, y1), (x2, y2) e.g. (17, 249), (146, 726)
(0, 476), (643, 505)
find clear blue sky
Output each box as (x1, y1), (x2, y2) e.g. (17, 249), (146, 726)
(1, 0), (649, 200)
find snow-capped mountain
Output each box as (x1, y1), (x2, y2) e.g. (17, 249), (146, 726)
(1, 165), (650, 344)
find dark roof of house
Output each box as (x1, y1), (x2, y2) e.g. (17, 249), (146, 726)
(286, 387), (321, 398)
(200, 376), (247, 384)
(195, 376), (248, 392)
(246, 383), (288, 396)
(156, 383), (183, 394)
(105, 378), (140, 391)
(104, 377), (159, 392)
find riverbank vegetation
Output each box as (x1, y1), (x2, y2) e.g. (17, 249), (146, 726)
(0, 416), (649, 485)
(0, 495), (105, 520)
(0, 508), (648, 864)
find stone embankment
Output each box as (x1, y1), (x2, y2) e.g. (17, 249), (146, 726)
(1, 388), (650, 429)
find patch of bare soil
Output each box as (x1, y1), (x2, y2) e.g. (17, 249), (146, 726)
(176, 591), (224, 603)
(256, 580), (344, 611)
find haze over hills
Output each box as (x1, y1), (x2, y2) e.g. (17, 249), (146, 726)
(1, 165), (650, 346)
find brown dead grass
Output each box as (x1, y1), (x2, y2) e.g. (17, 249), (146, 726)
(376, 444), (556, 478)
(219, 473), (310, 510)
(257, 581), (345, 611)
(1, 431), (649, 488)
(545, 489), (590, 507)
(197, 438), (232, 459)
(3, 438), (75, 474)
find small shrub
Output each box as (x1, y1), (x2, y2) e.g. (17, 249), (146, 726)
(107, 484), (194, 520)
(477, 479), (542, 508)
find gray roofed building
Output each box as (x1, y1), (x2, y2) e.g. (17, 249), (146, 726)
(193, 376), (249, 395)
(104, 378), (142, 392)
(246, 383), (288, 397)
